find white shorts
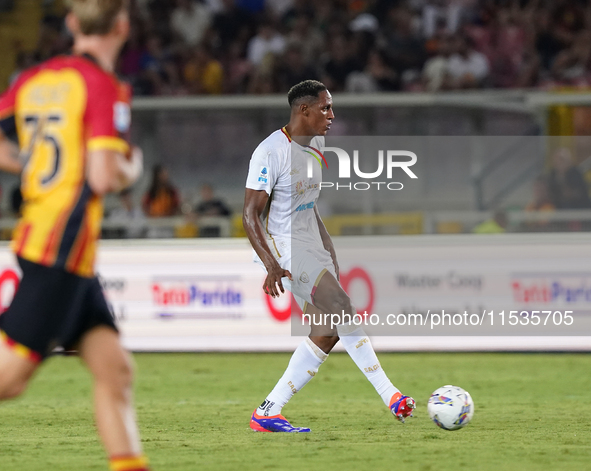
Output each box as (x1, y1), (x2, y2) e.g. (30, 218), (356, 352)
(256, 240), (337, 312)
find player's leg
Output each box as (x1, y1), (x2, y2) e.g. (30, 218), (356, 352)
(78, 326), (148, 471)
(250, 300), (329, 433)
(0, 339), (39, 399)
(312, 272), (416, 422)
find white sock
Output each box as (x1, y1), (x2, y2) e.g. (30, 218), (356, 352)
(336, 323), (399, 407)
(256, 338), (328, 416)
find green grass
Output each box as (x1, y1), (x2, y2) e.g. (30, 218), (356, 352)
(1, 352), (590, 471)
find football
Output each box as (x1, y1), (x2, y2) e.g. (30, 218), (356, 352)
(427, 385), (474, 431)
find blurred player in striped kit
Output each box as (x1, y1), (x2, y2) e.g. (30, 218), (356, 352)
(0, 1), (147, 470)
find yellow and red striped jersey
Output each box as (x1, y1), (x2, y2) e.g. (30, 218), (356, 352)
(0, 54), (132, 277)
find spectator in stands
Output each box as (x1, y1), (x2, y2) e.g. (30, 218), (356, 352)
(548, 147), (591, 209)
(247, 20), (286, 66)
(139, 34), (183, 95)
(549, 30), (591, 87)
(276, 42), (319, 92)
(9, 52), (36, 85)
(321, 35), (362, 92)
(285, 13), (324, 66)
(382, 5), (426, 82)
(184, 44), (224, 94)
(421, 0), (462, 39)
(236, 0), (265, 15)
(143, 165), (181, 217)
(526, 176), (555, 212)
(212, 0), (252, 51)
(346, 49), (399, 93)
(524, 175), (555, 231)
(118, 26), (146, 82)
(170, 0), (212, 48)
(108, 189), (147, 239)
(194, 183), (232, 237)
(422, 33), (453, 92)
(446, 34), (490, 89)
(223, 41), (253, 93)
(195, 183), (232, 217)
(472, 210), (508, 234)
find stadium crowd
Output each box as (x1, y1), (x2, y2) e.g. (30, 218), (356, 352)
(10, 0), (591, 95)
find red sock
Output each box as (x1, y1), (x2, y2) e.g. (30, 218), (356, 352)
(109, 455), (149, 471)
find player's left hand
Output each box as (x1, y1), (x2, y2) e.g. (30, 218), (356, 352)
(264, 265), (292, 298)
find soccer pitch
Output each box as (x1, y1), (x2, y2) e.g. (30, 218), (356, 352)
(1, 352), (589, 471)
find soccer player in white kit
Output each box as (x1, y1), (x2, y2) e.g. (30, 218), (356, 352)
(243, 80), (415, 432)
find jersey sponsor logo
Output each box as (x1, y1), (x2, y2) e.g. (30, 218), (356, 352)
(295, 202), (314, 212)
(299, 272), (309, 283)
(113, 101), (131, 133)
(294, 180), (319, 197)
(258, 166), (268, 183)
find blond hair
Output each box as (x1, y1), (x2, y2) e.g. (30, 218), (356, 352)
(65, 0), (127, 35)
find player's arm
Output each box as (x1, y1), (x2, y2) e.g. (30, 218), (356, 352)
(86, 146), (142, 196)
(314, 204), (339, 280)
(0, 131), (22, 174)
(243, 188), (292, 297)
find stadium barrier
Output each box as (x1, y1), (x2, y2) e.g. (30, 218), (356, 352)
(0, 234), (588, 352)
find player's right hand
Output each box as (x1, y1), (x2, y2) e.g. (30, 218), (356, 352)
(264, 265), (292, 298)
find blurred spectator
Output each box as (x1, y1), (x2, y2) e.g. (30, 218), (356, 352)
(472, 210), (507, 234)
(422, 33), (453, 92)
(549, 31), (591, 87)
(139, 35), (183, 95)
(446, 34), (490, 89)
(247, 20), (286, 66)
(267, 0), (295, 20)
(321, 35), (362, 92)
(118, 26), (146, 81)
(382, 5), (426, 81)
(9, 52), (36, 85)
(346, 49), (398, 93)
(276, 42), (318, 92)
(526, 176), (555, 212)
(547, 147), (591, 209)
(108, 189), (147, 239)
(34, 14), (70, 63)
(143, 165), (181, 217)
(184, 44), (224, 94)
(236, 0), (265, 14)
(223, 41), (253, 93)
(195, 183), (232, 217)
(194, 184), (232, 237)
(170, 0), (212, 48)
(286, 14), (324, 65)
(212, 0), (252, 51)
(421, 0), (462, 39)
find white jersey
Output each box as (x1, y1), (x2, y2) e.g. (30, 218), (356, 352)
(245, 127), (326, 257)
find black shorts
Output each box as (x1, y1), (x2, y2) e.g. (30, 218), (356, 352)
(0, 257), (117, 362)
